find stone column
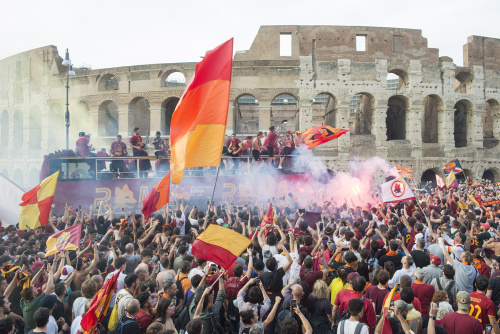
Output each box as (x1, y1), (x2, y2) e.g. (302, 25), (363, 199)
(149, 106), (166, 135)
(373, 106), (388, 157)
(469, 109), (483, 148)
(440, 108), (455, 150)
(118, 107), (134, 137)
(408, 104), (423, 152)
(336, 105), (351, 156)
(259, 103), (271, 132)
(226, 102), (234, 134)
(298, 102), (312, 131)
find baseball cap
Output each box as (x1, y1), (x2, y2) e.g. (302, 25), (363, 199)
(430, 254), (441, 266)
(40, 294), (57, 310)
(327, 241), (336, 251)
(395, 300), (414, 311)
(456, 291), (471, 311)
(286, 131), (291, 134)
(216, 218), (224, 225)
(31, 261), (44, 271)
(377, 239), (385, 249)
(325, 227), (334, 236)
(60, 265), (74, 280)
(346, 272), (359, 282)
(480, 223), (491, 231)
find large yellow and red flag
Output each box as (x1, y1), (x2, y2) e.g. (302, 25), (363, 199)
(382, 284), (399, 334)
(45, 223), (82, 257)
(192, 224), (251, 269)
(300, 125), (349, 149)
(446, 172), (458, 189)
(170, 39), (233, 184)
(19, 171), (59, 230)
(142, 172), (170, 221)
(80, 268), (122, 333)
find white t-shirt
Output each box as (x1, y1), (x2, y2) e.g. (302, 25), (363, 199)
(337, 320), (369, 334)
(72, 297), (90, 318)
(47, 316), (58, 334)
(188, 268), (205, 280)
(262, 245), (278, 271)
(71, 315), (83, 334)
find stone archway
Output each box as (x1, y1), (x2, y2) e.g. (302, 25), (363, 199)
(162, 97), (180, 135)
(312, 93), (337, 127)
(422, 95), (443, 143)
(454, 99), (472, 148)
(271, 93), (299, 132)
(386, 96), (407, 140)
(350, 92), (375, 135)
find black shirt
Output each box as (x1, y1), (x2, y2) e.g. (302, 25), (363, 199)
(410, 250), (431, 268)
(379, 253), (403, 269)
(261, 267), (285, 293)
(52, 299), (65, 321)
(118, 315), (141, 334)
(488, 276), (500, 306)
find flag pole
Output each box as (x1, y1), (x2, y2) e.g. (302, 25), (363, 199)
(209, 166), (221, 207)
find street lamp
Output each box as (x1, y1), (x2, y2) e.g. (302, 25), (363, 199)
(62, 49), (75, 150)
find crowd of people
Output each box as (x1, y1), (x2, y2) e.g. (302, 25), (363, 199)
(72, 125), (305, 179)
(1, 178), (500, 334)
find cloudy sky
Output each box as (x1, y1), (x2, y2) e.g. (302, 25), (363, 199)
(1, 0), (499, 69)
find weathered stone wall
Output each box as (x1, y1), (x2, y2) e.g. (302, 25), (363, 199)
(1, 25), (500, 189)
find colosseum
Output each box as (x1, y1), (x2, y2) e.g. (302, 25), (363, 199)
(1, 25), (500, 189)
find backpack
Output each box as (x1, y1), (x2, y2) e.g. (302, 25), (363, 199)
(208, 307), (225, 334)
(114, 318), (135, 334)
(436, 279), (456, 310)
(174, 289), (196, 331)
(176, 275), (188, 300)
(339, 320), (367, 334)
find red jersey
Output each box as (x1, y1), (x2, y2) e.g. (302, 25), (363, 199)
(441, 312), (483, 334)
(267, 131), (277, 147)
(411, 281), (435, 318)
(111, 141), (127, 156)
(227, 139), (242, 155)
(469, 292), (496, 330)
(129, 135), (143, 153)
(76, 137), (90, 157)
(335, 290), (376, 327)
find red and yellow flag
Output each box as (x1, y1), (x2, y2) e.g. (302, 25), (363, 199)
(446, 172), (458, 189)
(19, 171), (59, 230)
(192, 224), (251, 269)
(300, 125), (349, 149)
(260, 204), (274, 237)
(170, 39), (233, 184)
(81, 268), (122, 333)
(45, 223), (82, 257)
(142, 172), (170, 221)
(382, 284), (399, 334)
(393, 165), (413, 179)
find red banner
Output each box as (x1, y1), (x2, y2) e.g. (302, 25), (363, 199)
(483, 200), (500, 207)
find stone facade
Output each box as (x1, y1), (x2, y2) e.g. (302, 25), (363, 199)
(1, 26), (500, 189)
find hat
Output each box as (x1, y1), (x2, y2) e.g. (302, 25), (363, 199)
(216, 218), (224, 225)
(327, 241), (336, 250)
(40, 294), (57, 310)
(325, 227), (334, 236)
(295, 131), (301, 135)
(377, 239), (385, 249)
(480, 223), (491, 231)
(286, 131), (292, 134)
(347, 272), (359, 282)
(395, 300), (414, 311)
(430, 254), (441, 266)
(415, 233), (424, 241)
(31, 261), (44, 271)
(456, 291), (471, 311)
(60, 265), (74, 280)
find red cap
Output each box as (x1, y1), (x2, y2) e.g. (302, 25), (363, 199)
(377, 239), (385, 249)
(480, 223), (491, 231)
(430, 254), (441, 266)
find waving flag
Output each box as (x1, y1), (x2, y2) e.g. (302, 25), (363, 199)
(192, 224), (251, 269)
(436, 175), (445, 189)
(468, 194), (481, 207)
(45, 224), (82, 257)
(142, 172), (170, 221)
(19, 171), (59, 230)
(443, 158), (463, 175)
(446, 172), (458, 189)
(260, 204), (274, 237)
(80, 268), (122, 333)
(300, 126), (349, 149)
(393, 165), (413, 179)
(381, 177), (415, 203)
(170, 39), (233, 184)
(382, 284), (399, 334)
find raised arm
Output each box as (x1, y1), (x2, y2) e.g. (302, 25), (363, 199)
(279, 244), (293, 273)
(43, 263), (55, 295)
(439, 237), (454, 264)
(4, 269), (20, 298)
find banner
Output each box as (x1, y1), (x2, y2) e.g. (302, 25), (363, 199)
(393, 165), (413, 179)
(443, 158), (463, 175)
(381, 177), (415, 203)
(483, 200), (500, 207)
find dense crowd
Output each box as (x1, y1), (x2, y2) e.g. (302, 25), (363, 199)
(0, 179), (500, 334)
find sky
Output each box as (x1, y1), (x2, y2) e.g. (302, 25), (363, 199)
(1, 0), (499, 69)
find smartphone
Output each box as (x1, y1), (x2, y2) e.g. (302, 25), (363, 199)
(79, 204), (82, 210)
(211, 263), (217, 271)
(319, 223), (324, 231)
(255, 278), (260, 284)
(291, 300), (297, 309)
(485, 324), (492, 334)
(341, 247), (349, 251)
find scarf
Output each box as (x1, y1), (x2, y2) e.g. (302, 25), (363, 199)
(1, 265), (20, 278)
(386, 250), (399, 257)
